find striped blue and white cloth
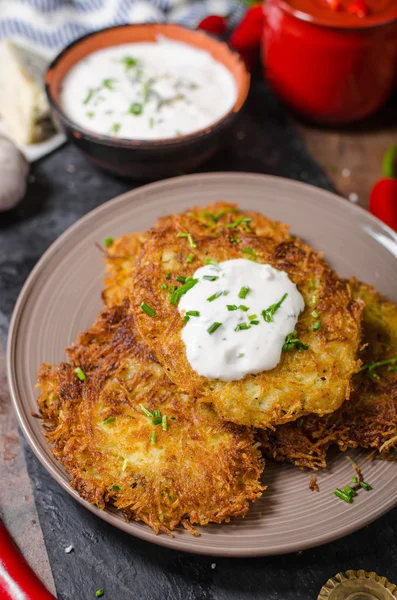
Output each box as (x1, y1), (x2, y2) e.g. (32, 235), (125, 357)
(0, 0), (245, 58)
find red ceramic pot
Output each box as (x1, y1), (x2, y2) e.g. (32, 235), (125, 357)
(262, 0), (397, 125)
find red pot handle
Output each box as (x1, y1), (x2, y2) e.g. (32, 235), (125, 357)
(0, 521), (56, 600)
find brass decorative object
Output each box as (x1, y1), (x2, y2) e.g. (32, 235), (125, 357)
(318, 570), (397, 600)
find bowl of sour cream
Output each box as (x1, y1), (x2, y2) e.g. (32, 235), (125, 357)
(45, 24), (250, 180)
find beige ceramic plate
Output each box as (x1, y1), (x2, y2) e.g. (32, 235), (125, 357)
(7, 173), (397, 557)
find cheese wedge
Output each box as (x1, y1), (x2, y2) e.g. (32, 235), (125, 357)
(0, 40), (55, 144)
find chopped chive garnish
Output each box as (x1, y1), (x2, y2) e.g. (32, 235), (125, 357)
(388, 365), (397, 372)
(296, 418), (303, 428)
(360, 356), (397, 379)
(142, 81), (150, 102)
(239, 305), (249, 312)
(140, 404), (153, 418)
(203, 275), (219, 281)
(103, 78), (116, 90)
(162, 415), (168, 431)
(103, 417), (115, 425)
(312, 296), (317, 304)
(96, 589), (104, 598)
(149, 116), (154, 128)
(203, 212), (217, 224)
(205, 259), (219, 267)
(161, 284), (168, 290)
(140, 302), (156, 317)
(104, 236), (114, 247)
(111, 123), (120, 134)
(74, 367), (86, 381)
(186, 253), (194, 263)
(313, 320), (321, 331)
(203, 207), (237, 221)
(83, 87), (97, 104)
(165, 272), (171, 279)
(248, 314), (258, 321)
(170, 278), (198, 305)
(230, 236), (241, 243)
(282, 331), (309, 352)
(151, 431), (156, 445)
(359, 481), (373, 491)
(227, 305), (238, 311)
(207, 322), (222, 334)
(152, 409), (162, 425)
(238, 286), (251, 299)
(235, 323), (251, 331)
(243, 247), (256, 256)
(343, 485), (356, 498)
(352, 476), (358, 483)
(225, 217), (252, 229)
(176, 276), (186, 283)
(86, 111), (95, 118)
(309, 279), (315, 288)
(186, 311), (200, 317)
(129, 102), (143, 115)
(262, 293), (288, 323)
(237, 352), (245, 358)
(333, 488), (352, 503)
(111, 485), (120, 491)
(121, 56), (137, 70)
(207, 291), (223, 302)
(250, 320), (260, 325)
(311, 310), (319, 318)
(183, 315), (190, 323)
(176, 232), (197, 249)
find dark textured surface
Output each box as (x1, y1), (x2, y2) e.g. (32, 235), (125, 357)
(2, 81), (397, 599)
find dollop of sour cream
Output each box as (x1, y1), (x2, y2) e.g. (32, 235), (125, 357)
(178, 259), (305, 382)
(60, 38), (237, 140)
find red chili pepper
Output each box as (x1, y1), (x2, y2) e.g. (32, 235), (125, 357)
(369, 145), (397, 231)
(229, 3), (264, 70)
(0, 520), (56, 600)
(197, 15), (228, 37)
(347, 0), (368, 17)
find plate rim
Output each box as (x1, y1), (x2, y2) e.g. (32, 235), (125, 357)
(6, 171), (397, 557)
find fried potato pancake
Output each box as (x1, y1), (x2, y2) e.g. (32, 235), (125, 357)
(132, 205), (364, 429)
(184, 201), (290, 242)
(102, 233), (146, 308)
(37, 302), (264, 535)
(102, 203), (289, 309)
(259, 279), (397, 469)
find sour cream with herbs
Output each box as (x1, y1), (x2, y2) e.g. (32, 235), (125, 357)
(60, 38), (237, 140)
(178, 259), (305, 382)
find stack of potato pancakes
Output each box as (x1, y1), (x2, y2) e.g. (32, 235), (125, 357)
(37, 203), (397, 535)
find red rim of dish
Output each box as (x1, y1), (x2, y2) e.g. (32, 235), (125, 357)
(275, 0), (397, 29)
(45, 23), (250, 149)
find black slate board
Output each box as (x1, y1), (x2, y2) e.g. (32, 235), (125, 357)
(2, 81), (397, 600)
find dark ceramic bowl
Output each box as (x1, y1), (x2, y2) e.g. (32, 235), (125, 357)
(45, 24), (250, 180)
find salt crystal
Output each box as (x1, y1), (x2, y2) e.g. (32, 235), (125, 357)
(65, 544), (74, 553)
(348, 193), (358, 203)
(211, 563), (216, 569)
(342, 168), (351, 177)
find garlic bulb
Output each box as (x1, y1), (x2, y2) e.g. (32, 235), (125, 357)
(0, 135), (29, 211)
